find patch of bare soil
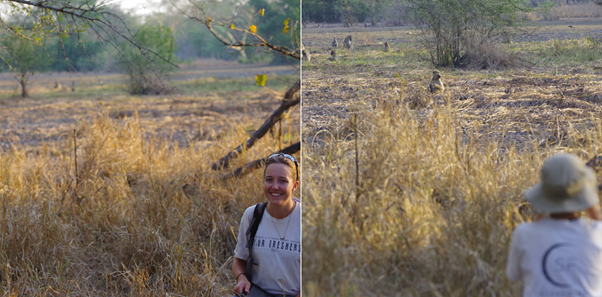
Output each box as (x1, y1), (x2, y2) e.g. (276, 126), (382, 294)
(302, 66), (602, 150)
(0, 92), (299, 153)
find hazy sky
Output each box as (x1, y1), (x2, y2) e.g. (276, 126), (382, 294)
(116, 0), (161, 15)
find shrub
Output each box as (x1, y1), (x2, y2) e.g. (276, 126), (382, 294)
(408, 0), (550, 67)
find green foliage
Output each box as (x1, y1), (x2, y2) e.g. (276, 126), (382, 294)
(1, 34), (51, 97)
(118, 24), (176, 95)
(47, 34), (109, 72)
(302, 0), (338, 23)
(1, 35), (50, 75)
(246, 0), (300, 64)
(303, 0), (387, 24)
(408, 0), (551, 67)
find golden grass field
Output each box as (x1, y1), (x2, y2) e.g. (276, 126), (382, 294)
(0, 64), (299, 296)
(302, 18), (602, 296)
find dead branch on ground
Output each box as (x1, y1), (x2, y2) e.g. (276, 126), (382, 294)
(221, 142), (300, 179)
(212, 80), (300, 170)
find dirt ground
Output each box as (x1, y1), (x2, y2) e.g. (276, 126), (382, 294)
(0, 62), (299, 152)
(302, 18), (602, 151)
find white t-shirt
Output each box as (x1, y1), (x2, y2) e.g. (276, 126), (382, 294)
(234, 200), (301, 295)
(507, 217), (602, 297)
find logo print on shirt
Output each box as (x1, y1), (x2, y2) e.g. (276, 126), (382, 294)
(253, 237), (300, 253)
(542, 243), (575, 288)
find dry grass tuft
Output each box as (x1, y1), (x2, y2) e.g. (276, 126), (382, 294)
(462, 36), (525, 70)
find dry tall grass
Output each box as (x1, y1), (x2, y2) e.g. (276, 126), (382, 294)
(301, 23), (602, 293)
(0, 101), (299, 295)
(303, 90), (602, 295)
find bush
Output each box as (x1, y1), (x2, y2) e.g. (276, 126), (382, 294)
(462, 35), (525, 70)
(408, 0), (550, 67)
(118, 24), (176, 95)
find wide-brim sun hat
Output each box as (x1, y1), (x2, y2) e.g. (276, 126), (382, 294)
(525, 153), (599, 213)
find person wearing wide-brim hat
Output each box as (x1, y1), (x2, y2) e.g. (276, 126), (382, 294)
(507, 153), (602, 296)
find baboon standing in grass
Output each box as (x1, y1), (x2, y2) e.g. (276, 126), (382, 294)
(344, 35), (353, 51)
(384, 42), (391, 52)
(427, 70), (445, 94)
(328, 50), (338, 61)
(302, 49), (311, 62)
(332, 38), (338, 47)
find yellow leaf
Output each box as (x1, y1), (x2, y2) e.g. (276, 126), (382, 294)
(249, 25), (257, 33)
(395, 73), (400, 78)
(283, 25), (289, 34)
(283, 18), (290, 26)
(229, 23), (235, 29)
(259, 9), (265, 17)
(255, 74), (267, 86)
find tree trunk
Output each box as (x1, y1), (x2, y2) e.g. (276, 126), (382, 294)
(20, 77), (27, 98)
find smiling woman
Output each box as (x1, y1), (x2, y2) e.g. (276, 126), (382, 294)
(232, 154), (301, 297)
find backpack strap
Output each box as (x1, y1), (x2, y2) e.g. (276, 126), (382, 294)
(245, 202), (268, 282)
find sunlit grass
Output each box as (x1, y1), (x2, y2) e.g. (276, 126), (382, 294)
(0, 76), (300, 295)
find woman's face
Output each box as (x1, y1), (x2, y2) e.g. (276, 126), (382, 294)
(263, 163), (299, 207)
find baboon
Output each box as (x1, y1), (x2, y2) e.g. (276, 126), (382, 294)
(427, 70), (445, 94)
(328, 50), (338, 61)
(345, 22), (351, 28)
(364, 23), (368, 27)
(343, 35), (353, 51)
(332, 37), (338, 47)
(302, 49), (311, 62)
(384, 42), (391, 52)
(54, 82), (62, 89)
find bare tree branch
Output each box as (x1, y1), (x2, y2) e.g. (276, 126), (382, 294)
(212, 79), (300, 170)
(2, 0), (177, 67)
(221, 142), (300, 180)
(173, 0), (300, 60)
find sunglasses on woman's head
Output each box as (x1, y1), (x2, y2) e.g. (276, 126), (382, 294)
(267, 153), (299, 181)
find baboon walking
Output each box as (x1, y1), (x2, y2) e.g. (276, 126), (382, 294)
(328, 50), (338, 61)
(427, 70), (445, 94)
(344, 35), (353, 51)
(384, 42), (391, 52)
(332, 38), (338, 47)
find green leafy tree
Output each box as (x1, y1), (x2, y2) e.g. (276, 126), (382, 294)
(0, 1), (176, 85)
(246, 0), (300, 63)
(408, 0), (551, 67)
(1, 35), (50, 97)
(118, 23), (176, 95)
(302, 0), (338, 23)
